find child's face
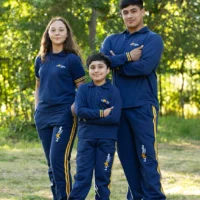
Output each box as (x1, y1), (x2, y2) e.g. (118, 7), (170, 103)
(88, 60), (110, 86)
(48, 20), (68, 47)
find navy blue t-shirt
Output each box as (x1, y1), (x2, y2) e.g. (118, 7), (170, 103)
(75, 80), (121, 140)
(35, 51), (85, 112)
(100, 26), (164, 109)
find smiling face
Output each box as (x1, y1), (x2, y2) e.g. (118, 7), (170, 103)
(121, 5), (145, 33)
(89, 61), (110, 86)
(48, 20), (68, 48)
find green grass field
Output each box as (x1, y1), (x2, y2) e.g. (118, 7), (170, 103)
(0, 116), (200, 200)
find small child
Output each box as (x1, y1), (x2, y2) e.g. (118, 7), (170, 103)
(69, 53), (121, 200)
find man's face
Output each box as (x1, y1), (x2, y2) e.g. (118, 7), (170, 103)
(121, 5), (145, 32)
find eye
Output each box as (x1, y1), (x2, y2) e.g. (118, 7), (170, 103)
(123, 11), (128, 15)
(90, 66), (95, 70)
(99, 65), (104, 69)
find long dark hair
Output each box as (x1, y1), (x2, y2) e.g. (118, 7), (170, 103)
(38, 17), (81, 62)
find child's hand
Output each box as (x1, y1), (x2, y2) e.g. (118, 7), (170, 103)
(103, 107), (114, 117)
(71, 103), (75, 116)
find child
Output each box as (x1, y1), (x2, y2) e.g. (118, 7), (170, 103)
(34, 17), (85, 200)
(69, 53), (121, 200)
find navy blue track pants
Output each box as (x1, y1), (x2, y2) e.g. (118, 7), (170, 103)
(117, 105), (166, 200)
(34, 108), (77, 200)
(69, 139), (116, 200)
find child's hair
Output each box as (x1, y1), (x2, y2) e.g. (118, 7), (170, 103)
(38, 16), (81, 62)
(120, 0), (143, 10)
(86, 53), (111, 68)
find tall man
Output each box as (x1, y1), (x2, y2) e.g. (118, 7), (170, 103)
(100, 0), (166, 199)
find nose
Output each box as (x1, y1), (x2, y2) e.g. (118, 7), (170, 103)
(127, 12), (133, 18)
(55, 30), (60, 35)
(94, 68), (99, 72)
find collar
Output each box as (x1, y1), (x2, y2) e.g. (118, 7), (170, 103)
(88, 79), (111, 89)
(123, 26), (149, 35)
(50, 51), (67, 57)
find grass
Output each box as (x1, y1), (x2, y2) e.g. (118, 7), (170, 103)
(0, 116), (200, 199)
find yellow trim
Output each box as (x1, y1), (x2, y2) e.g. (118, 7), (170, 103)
(35, 76), (40, 80)
(64, 116), (77, 196)
(152, 106), (165, 195)
(74, 76), (85, 83)
(126, 52), (132, 61)
(100, 110), (104, 118)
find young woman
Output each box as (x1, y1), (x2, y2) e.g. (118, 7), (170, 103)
(34, 17), (85, 200)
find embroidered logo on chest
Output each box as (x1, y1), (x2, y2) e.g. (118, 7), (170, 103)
(130, 42), (139, 47)
(101, 99), (110, 105)
(56, 64), (66, 68)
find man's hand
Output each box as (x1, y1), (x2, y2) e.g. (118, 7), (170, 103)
(129, 45), (143, 61)
(103, 107), (114, 117)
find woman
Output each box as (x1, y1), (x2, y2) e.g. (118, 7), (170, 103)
(34, 17), (85, 200)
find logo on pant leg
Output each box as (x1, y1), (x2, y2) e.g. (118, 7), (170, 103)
(104, 153), (111, 170)
(141, 145), (147, 162)
(95, 184), (100, 197)
(56, 126), (63, 142)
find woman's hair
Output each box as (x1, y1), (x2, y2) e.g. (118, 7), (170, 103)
(38, 17), (81, 62)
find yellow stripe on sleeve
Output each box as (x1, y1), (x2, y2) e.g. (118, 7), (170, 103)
(74, 76), (85, 83)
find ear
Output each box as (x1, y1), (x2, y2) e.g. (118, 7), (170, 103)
(142, 8), (145, 17)
(107, 67), (110, 75)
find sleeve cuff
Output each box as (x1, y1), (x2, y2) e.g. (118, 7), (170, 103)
(74, 76), (85, 84)
(100, 110), (104, 118)
(126, 52), (132, 61)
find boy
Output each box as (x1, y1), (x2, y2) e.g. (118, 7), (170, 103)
(69, 53), (121, 200)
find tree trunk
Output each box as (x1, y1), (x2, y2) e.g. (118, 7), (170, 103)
(88, 8), (97, 53)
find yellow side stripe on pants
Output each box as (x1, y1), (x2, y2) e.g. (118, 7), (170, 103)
(152, 106), (165, 195)
(64, 117), (77, 197)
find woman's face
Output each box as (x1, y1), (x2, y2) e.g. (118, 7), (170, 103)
(48, 20), (68, 46)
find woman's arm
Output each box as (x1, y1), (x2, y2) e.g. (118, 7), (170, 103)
(34, 79), (40, 110)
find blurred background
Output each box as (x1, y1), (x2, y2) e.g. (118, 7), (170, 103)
(0, 0), (199, 140)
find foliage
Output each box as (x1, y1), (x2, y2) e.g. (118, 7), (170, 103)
(0, 0), (200, 131)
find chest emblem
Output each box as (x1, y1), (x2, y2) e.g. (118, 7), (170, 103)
(130, 42), (139, 47)
(101, 99), (110, 105)
(56, 64), (66, 68)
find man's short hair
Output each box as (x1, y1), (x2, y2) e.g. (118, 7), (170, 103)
(120, 0), (143, 10)
(86, 53), (111, 68)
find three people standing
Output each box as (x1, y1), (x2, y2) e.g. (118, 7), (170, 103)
(34, 0), (166, 199)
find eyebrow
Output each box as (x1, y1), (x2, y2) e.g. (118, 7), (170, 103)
(123, 8), (138, 12)
(89, 63), (104, 67)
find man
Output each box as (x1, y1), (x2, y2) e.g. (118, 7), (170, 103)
(100, 0), (166, 199)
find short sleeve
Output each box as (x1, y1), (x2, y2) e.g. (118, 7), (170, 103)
(34, 56), (41, 80)
(69, 54), (85, 84)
